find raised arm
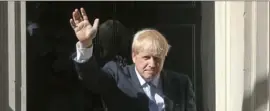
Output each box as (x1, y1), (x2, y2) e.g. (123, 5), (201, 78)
(70, 8), (117, 94)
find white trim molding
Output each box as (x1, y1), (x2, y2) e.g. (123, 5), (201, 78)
(20, 1), (27, 111)
(253, 1), (269, 111)
(243, 1), (270, 111)
(215, 1), (227, 111)
(6, 1), (26, 111)
(216, 1), (270, 111)
(8, 1), (17, 110)
(215, 1), (245, 111)
(243, 1), (257, 111)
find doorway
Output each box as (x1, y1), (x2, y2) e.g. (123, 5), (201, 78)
(26, 1), (203, 111)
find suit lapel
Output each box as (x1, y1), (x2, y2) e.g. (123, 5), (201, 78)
(127, 64), (144, 93)
(161, 70), (175, 111)
(128, 66), (177, 111)
(126, 65), (150, 110)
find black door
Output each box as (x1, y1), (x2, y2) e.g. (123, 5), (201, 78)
(26, 1), (203, 111)
(112, 2), (203, 111)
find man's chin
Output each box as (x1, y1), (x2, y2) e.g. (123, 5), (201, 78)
(145, 70), (155, 74)
(144, 77), (153, 82)
(143, 74), (156, 81)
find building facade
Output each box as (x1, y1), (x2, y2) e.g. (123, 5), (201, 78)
(0, 1), (269, 111)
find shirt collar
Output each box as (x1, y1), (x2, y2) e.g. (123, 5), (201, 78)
(135, 67), (160, 87)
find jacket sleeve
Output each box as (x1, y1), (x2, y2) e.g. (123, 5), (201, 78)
(73, 53), (118, 95)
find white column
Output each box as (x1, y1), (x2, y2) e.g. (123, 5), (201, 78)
(8, 1), (17, 110)
(228, 2), (245, 111)
(216, 1), (270, 111)
(215, 2), (227, 111)
(215, 1), (245, 111)
(20, 1), (27, 111)
(6, 1), (25, 111)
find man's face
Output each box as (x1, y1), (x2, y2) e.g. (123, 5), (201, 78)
(132, 51), (165, 81)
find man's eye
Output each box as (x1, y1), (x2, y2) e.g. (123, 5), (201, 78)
(143, 56), (150, 59)
(153, 56), (162, 61)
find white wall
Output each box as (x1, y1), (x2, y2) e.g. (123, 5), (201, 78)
(253, 2), (269, 111)
(214, 1), (270, 111)
(243, 1), (270, 111)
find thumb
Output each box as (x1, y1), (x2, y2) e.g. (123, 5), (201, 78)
(89, 27), (98, 39)
(92, 18), (99, 30)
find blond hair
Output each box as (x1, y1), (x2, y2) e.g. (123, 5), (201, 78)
(132, 29), (169, 58)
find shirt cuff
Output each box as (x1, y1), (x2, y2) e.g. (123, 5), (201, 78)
(74, 41), (93, 63)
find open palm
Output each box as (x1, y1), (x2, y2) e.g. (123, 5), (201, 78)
(70, 8), (99, 46)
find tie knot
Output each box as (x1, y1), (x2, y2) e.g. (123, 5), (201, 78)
(147, 82), (157, 88)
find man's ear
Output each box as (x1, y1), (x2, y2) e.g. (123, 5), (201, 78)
(132, 52), (137, 63)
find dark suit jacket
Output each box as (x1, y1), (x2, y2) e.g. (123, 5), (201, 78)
(74, 55), (196, 111)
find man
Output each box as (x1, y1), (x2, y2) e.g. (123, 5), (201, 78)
(70, 8), (196, 111)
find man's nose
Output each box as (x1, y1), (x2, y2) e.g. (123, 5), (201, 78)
(148, 57), (156, 68)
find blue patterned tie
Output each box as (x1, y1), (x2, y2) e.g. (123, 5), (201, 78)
(147, 82), (159, 111)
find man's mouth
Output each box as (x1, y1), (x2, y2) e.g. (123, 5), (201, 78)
(145, 70), (154, 72)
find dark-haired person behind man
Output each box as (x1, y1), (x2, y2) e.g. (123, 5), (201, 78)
(84, 19), (133, 111)
(70, 8), (196, 111)
(95, 19), (133, 67)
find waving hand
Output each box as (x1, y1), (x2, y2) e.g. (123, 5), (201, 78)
(70, 8), (99, 47)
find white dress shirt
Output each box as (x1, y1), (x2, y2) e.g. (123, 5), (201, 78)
(134, 68), (165, 111)
(74, 42), (165, 111)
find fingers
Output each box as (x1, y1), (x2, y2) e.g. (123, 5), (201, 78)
(80, 7), (88, 20)
(70, 7), (99, 32)
(72, 9), (83, 25)
(92, 18), (99, 29)
(70, 19), (76, 29)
